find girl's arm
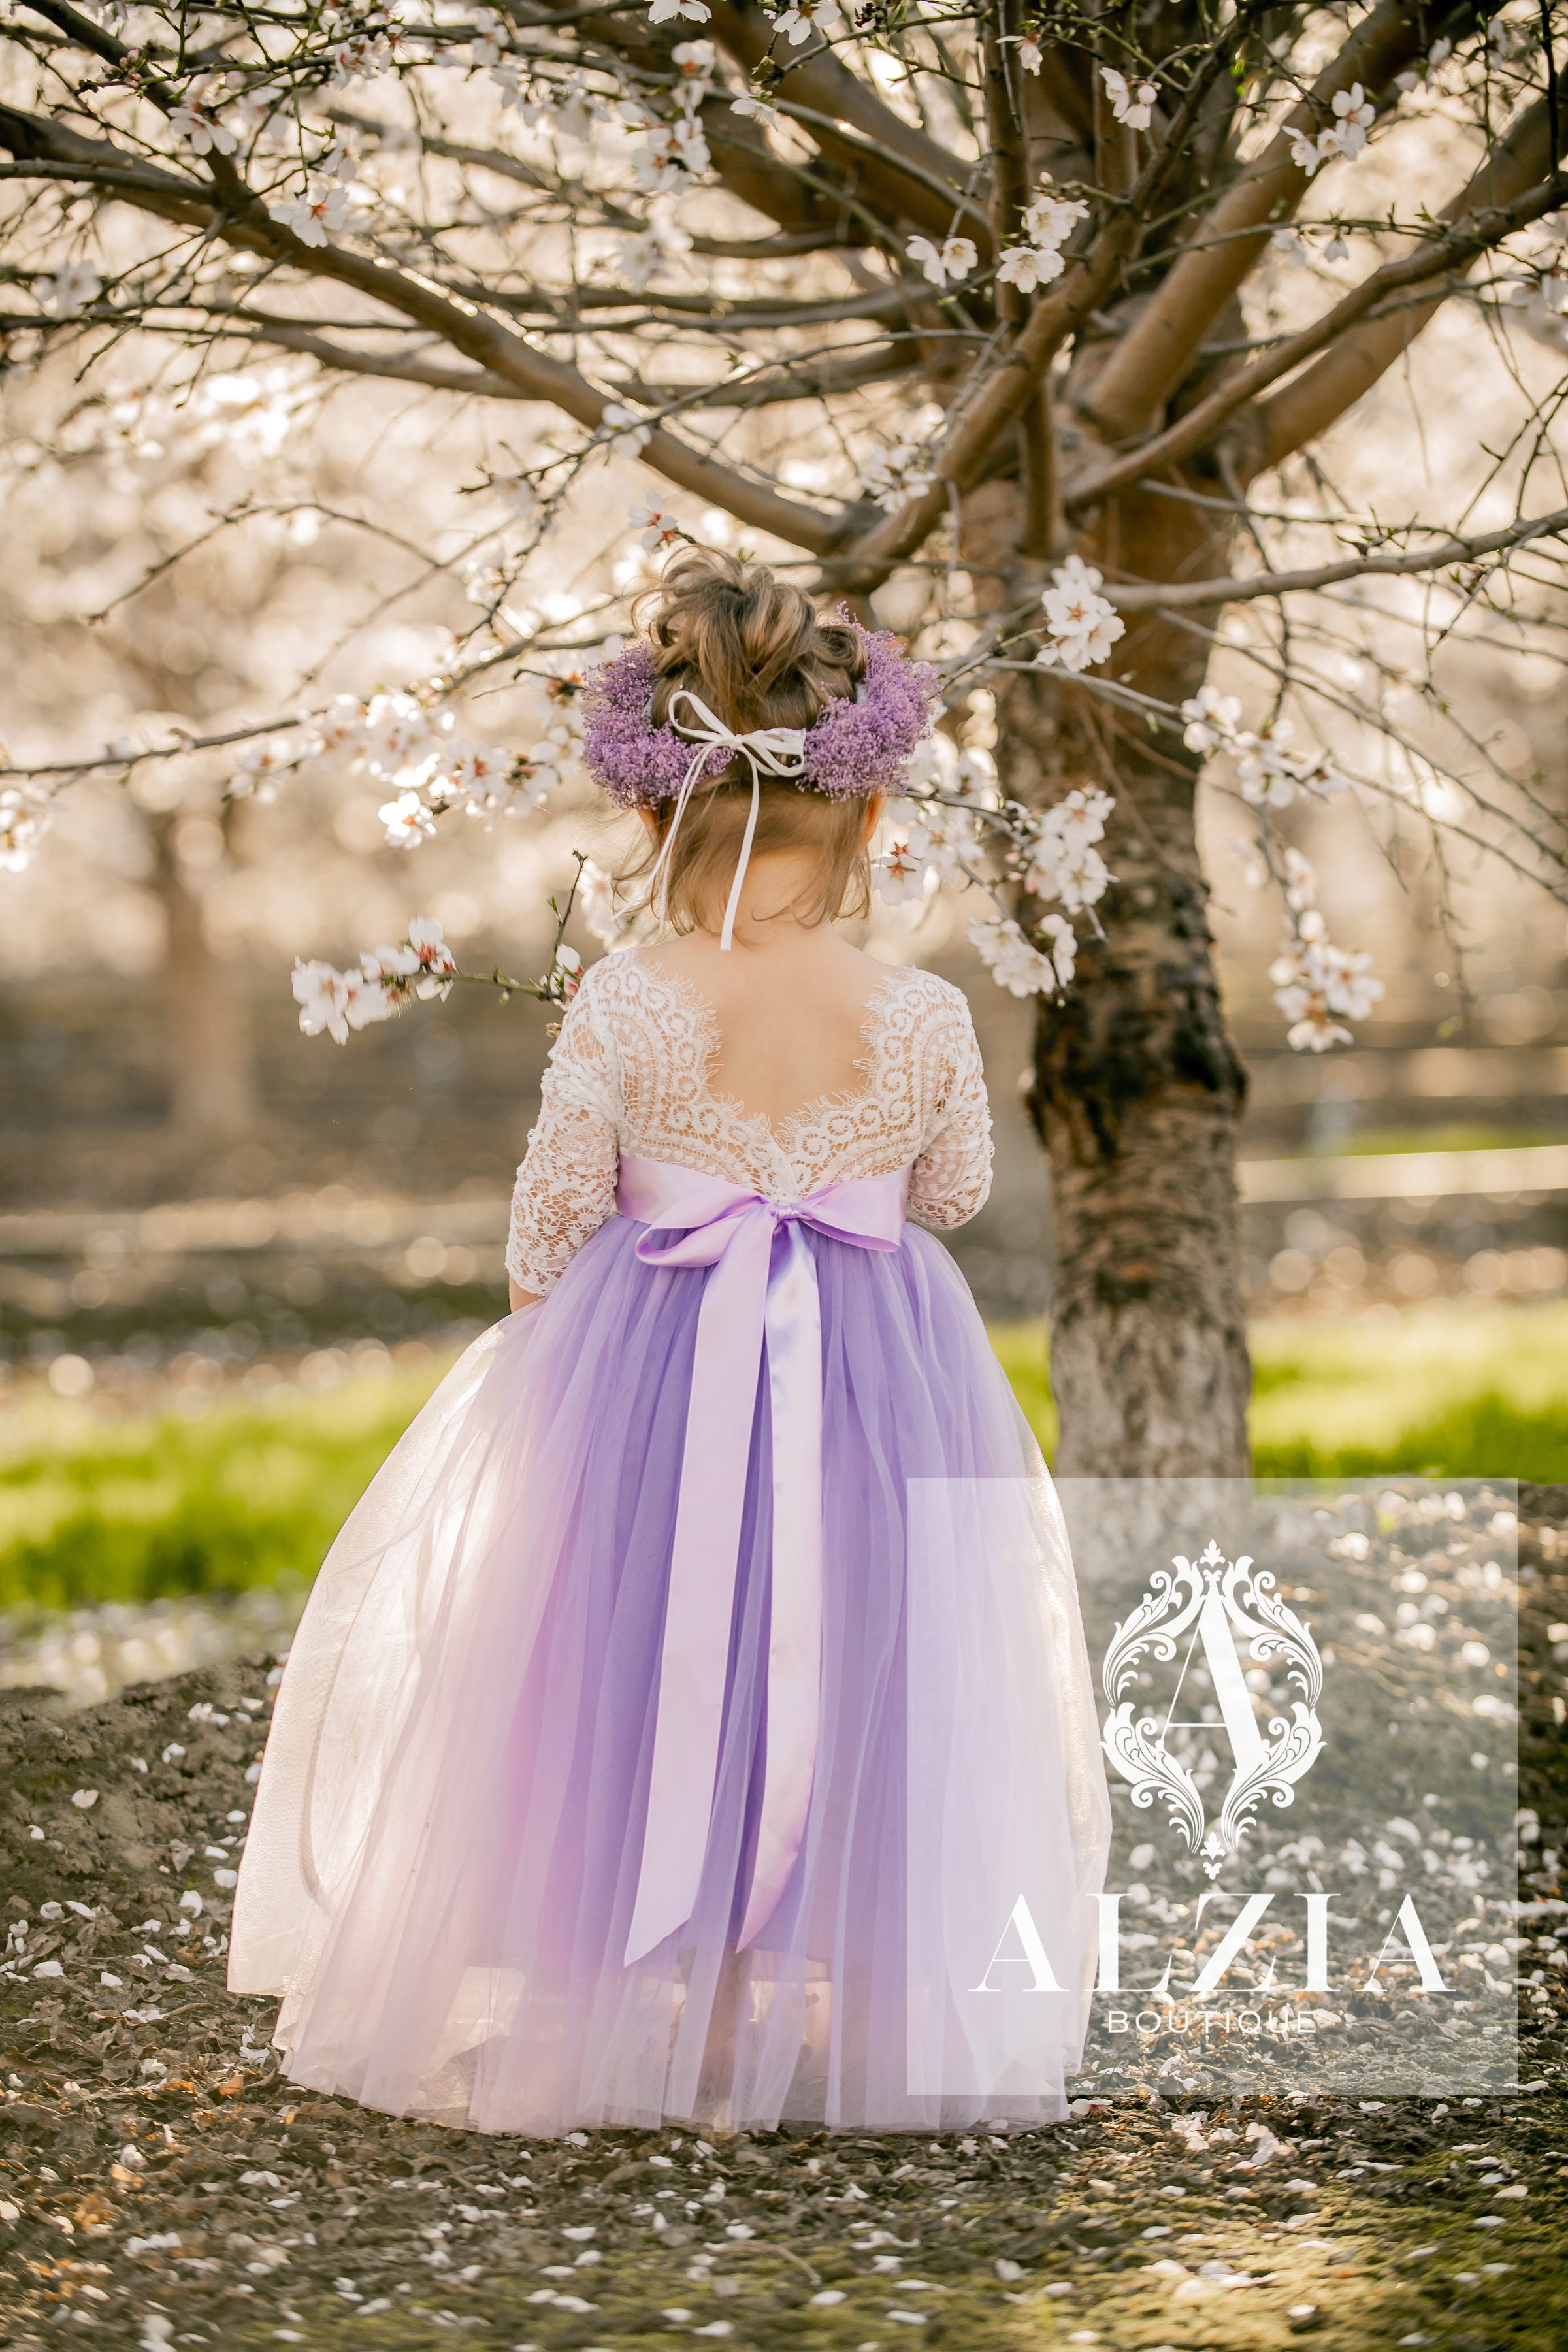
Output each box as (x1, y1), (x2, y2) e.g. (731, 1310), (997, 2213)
(907, 1000), (994, 1230)
(505, 973), (621, 1307)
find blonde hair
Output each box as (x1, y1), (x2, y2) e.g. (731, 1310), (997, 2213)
(617, 549), (873, 936)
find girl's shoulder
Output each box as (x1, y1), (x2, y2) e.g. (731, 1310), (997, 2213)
(873, 960), (977, 1037)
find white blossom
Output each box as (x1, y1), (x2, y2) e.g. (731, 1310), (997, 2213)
(632, 116), (711, 193)
(292, 959), (371, 1043)
(1023, 787), (1114, 911)
(856, 441), (937, 511)
(271, 180), (353, 248)
(875, 839), (928, 905)
(631, 498), (683, 549)
(601, 401), (653, 455)
(731, 93), (781, 127)
(328, 30), (394, 85)
(1100, 67), (1156, 130)
(361, 692), (434, 779)
(906, 235), (978, 288)
(1326, 82), (1375, 157)
(0, 785), (52, 872)
(1396, 36), (1452, 91)
(1181, 685), (1243, 752)
(1270, 913), (1384, 1051)
(428, 740), (517, 812)
(378, 790), (437, 847)
(38, 260), (101, 318)
(997, 243), (1066, 292)
(970, 915), (1070, 996)
(649, 0), (711, 23)
(228, 735), (292, 800)
(169, 100), (237, 155)
(1035, 553), (1126, 672)
(1290, 82), (1375, 172)
(466, 7), (506, 68)
(1007, 33), (1043, 74)
(672, 37), (716, 88)
(1023, 186), (1088, 248)
(771, 0), (846, 45)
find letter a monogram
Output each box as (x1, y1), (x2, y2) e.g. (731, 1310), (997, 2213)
(1100, 1540), (1325, 1877)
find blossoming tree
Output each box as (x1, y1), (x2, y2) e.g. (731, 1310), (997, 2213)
(3, 0), (1568, 1471)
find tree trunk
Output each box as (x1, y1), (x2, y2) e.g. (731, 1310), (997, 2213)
(149, 815), (259, 1144)
(979, 480), (1252, 1475)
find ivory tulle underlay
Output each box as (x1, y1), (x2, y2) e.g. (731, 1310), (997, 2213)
(229, 1211), (1110, 2134)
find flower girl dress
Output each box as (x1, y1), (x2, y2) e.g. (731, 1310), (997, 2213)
(231, 949), (1108, 2134)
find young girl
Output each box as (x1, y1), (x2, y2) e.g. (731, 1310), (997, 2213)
(231, 551), (1109, 2135)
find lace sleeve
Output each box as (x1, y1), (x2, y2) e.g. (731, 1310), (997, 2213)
(907, 994), (994, 1231)
(506, 972), (621, 1296)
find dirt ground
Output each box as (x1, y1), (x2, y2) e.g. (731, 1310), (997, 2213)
(2, 1493), (1565, 2352)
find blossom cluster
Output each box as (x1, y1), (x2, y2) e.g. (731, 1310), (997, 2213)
(1269, 913), (1385, 1052)
(1288, 82), (1376, 171)
(906, 234), (978, 289)
(1035, 555), (1126, 674)
(877, 741), (1110, 1001)
(622, 37), (713, 194)
(856, 440), (938, 512)
(997, 176), (1090, 294)
(242, 679), (584, 845)
(1181, 687), (1349, 808)
(293, 917), (584, 1045)
(1100, 67), (1156, 130)
(292, 916), (459, 1044)
(1, 785), (52, 874)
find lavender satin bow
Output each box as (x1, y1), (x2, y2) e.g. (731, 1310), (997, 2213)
(616, 1153), (909, 1965)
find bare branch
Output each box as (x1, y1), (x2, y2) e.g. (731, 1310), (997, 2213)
(0, 102), (847, 553)
(1256, 95), (1553, 468)
(1102, 502), (1568, 609)
(1064, 167), (1568, 513)
(1080, 0), (1450, 442)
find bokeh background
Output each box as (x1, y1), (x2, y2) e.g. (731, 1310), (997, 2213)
(3, 329), (1567, 1705)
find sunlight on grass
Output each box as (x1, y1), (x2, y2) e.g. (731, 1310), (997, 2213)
(1, 1301), (1565, 1613)
(0, 1368), (440, 1613)
(996, 1299), (1568, 1482)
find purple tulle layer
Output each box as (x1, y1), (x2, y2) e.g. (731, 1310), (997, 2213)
(231, 1217), (1107, 2134)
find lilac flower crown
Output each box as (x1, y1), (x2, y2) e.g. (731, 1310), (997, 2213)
(581, 618), (941, 809)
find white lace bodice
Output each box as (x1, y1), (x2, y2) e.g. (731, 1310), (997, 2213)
(506, 953), (994, 1296)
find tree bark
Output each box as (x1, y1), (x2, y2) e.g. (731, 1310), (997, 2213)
(976, 479), (1253, 1475)
(148, 815), (259, 1144)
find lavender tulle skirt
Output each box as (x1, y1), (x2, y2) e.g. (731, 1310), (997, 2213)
(231, 1215), (1109, 2134)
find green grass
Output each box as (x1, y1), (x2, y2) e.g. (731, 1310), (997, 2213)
(3, 1301), (1567, 1613)
(994, 1298), (1568, 1480)
(1332, 1120), (1566, 1156)
(0, 1368), (438, 1614)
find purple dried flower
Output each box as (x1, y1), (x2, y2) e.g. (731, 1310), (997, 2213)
(581, 645), (729, 809)
(580, 626), (941, 810)
(804, 623), (941, 800)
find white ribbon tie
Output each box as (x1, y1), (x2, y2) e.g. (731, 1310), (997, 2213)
(644, 688), (809, 951)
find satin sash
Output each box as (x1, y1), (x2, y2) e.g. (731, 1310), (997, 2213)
(616, 1152), (909, 1964)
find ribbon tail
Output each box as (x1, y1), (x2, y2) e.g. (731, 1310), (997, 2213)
(718, 762), (762, 953)
(624, 1211), (771, 1965)
(737, 1220), (824, 1950)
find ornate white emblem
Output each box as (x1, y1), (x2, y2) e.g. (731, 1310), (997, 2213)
(1100, 1539), (1325, 1878)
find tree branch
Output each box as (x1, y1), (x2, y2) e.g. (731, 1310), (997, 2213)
(826, 28), (1245, 593)
(1079, 0), (1453, 442)
(1064, 168), (1568, 512)
(1102, 502), (1568, 608)
(1255, 95), (1552, 468)
(0, 101), (846, 555)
